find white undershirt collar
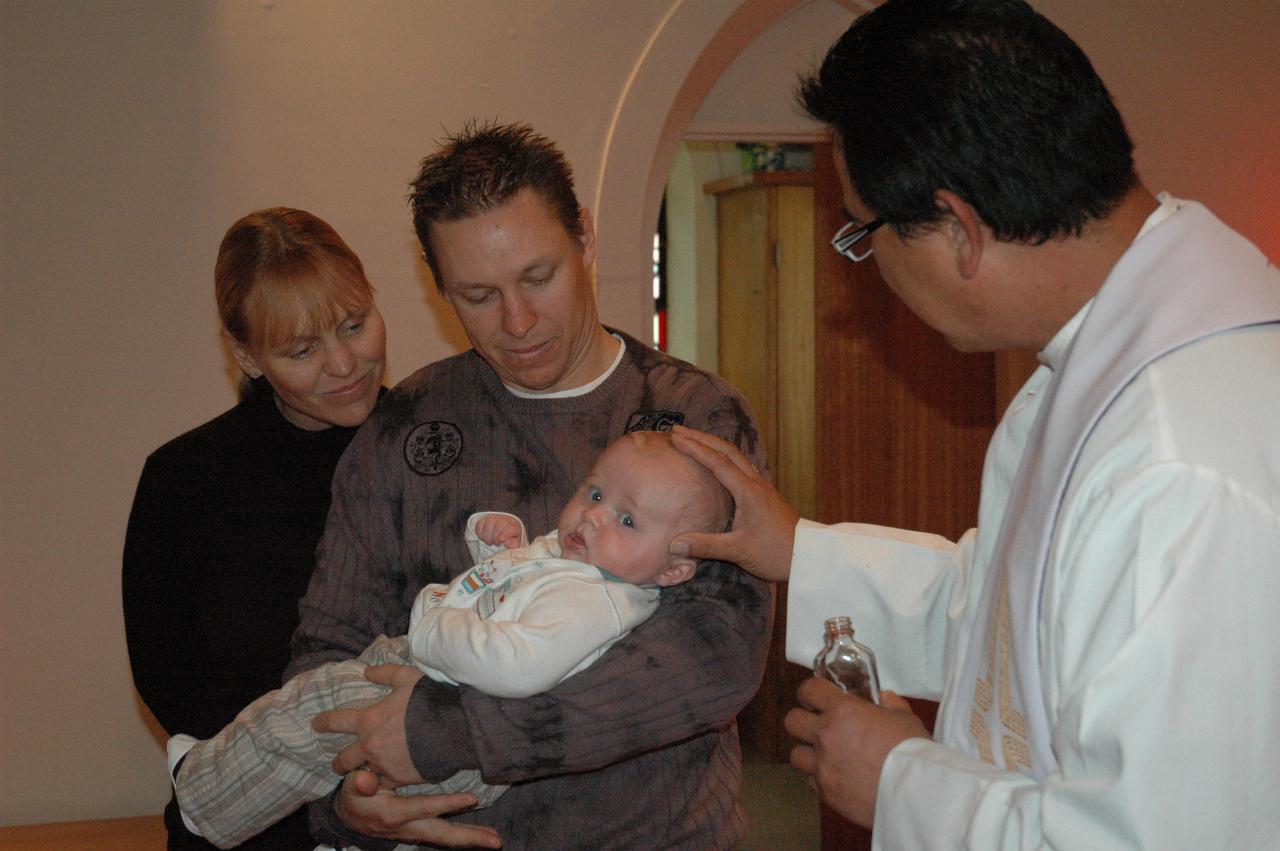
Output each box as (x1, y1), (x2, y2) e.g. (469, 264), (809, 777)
(504, 332), (625, 399)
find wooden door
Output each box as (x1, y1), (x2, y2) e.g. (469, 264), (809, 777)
(711, 172), (816, 762)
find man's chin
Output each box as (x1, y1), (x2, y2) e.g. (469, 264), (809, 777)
(501, 363), (564, 393)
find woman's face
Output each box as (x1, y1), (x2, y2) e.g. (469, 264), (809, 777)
(234, 303), (387, 430)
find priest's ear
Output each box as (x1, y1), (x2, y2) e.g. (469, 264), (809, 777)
(935, 189), (988, 279)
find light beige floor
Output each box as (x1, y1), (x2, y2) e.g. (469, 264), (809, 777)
(740, 750), (821, 850)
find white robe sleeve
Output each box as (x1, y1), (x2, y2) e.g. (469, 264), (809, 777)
(874, 462), (1280, 849)
(786, 518), (976, 699)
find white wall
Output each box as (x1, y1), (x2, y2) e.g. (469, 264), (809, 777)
(664, 142), (743, 370)
(689, 0), (851, 140)
(1041, 0), (1280, 262)
(2, 0), (1277, 826)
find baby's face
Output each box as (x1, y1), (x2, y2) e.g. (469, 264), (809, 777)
(556, 438), (694, 586)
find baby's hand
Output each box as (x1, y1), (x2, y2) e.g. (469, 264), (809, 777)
(474, 514), (523, 550)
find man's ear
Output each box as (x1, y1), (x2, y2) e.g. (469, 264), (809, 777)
(655, 556), (698, 588)
(935, 189), (986, 279)
(576, 206), (597, 267)
(226, 334), (263, 379)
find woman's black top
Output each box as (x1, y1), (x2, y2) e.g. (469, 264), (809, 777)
(123, 378), (366, 849)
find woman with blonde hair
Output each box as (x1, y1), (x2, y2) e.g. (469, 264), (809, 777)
(123, 208), (386, 849)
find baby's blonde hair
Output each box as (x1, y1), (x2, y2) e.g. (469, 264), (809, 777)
(619, 431), (734, 535)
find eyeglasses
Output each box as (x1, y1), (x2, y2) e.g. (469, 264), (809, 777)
(831, 218), (885, 263)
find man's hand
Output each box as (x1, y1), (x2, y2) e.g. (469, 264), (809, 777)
(317, 665), (503, 846)
(668, 425), (800, 580)
(785, 678), (929, 827)
(313, 663), (425, 786)
(474, 514), (523, 550)
(335, 770), (502, 848)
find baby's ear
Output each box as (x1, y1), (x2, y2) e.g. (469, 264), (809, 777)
(655, 556), (698, 588)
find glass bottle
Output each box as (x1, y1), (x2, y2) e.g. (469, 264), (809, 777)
(813, 616), (881, 704)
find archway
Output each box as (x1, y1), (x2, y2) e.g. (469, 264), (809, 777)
(591, 0), (815, 339)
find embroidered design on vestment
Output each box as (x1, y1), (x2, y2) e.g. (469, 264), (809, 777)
(969, 573), (1032, 771)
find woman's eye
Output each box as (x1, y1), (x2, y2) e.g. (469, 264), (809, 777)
(342, 320), (365, 335)
(289, 344), (316, 360)
(465, 290), (495, 305)
(620, 514), (634, 529)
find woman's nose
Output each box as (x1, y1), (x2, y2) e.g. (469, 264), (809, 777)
(325, 341), (357, 377)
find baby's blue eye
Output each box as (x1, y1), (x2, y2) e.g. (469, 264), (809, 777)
(620, 513), (634, 529)
(588, 487), (602, 502)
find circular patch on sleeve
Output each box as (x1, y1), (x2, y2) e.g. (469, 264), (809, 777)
(404, 421), (463, 476)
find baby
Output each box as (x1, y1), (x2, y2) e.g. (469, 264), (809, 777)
(167, 430), (733, 848)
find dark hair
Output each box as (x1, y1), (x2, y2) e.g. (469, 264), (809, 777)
(215, 207), (372, 349)
(799, 0), (1137, 244)
(408, 120), (583, 288)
